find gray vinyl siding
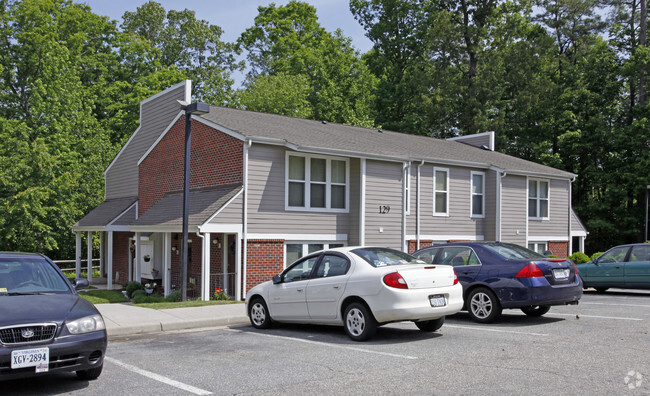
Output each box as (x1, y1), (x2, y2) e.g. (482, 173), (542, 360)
(484, 170), (497, 241)
(105, 84), (186, 199)
(364, 160), (403, 249)
(415, 164), (485, 240)
(208, 193), (243, 224)
(347, 159), (361, 245)
(528, 179), (569, 238)
(500, 175), (527, 246)
(246, 144), (351, 236)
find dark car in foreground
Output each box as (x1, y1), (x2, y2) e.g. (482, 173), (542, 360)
(0, 252), (106, 381)
(412, 242), (582, 323)
(576, 243), (650, 292)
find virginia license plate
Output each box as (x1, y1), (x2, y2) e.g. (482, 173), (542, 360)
(553, 269), (570, 279)
(429, 294), (446, 307)
(11, 347), (49, 372)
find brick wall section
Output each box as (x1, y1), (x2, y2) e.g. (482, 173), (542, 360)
(138, 116), (244, 215)
(548, 241), (569, 258)
(111, 232), (133, 284)
(408, 240), (434, 254)
(246, 239), (284, 294)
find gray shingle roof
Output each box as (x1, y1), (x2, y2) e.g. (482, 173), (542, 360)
(199, 107), (575, 179)
(74, 196), (137, 228)
(133, 184), (242, 227)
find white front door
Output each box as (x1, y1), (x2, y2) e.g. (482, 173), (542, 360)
(140, 242), (154, 278)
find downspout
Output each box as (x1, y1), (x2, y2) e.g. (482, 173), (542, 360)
(359, 159), (366, 246)
(242, 139), (252, 300)
(402, 162), (409, 252)
(416, 160), (424, 250)
(195, 231), (206, 301)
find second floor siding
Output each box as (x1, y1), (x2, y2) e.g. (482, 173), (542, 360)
(528, 178), (570, 238)
(364, 160), (403, 249)
(501, 175), (528, 246)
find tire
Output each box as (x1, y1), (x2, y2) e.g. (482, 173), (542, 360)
(520, 305), (551, 317)
(248, 298), (272, 329)
(594, 287), (609, 293)
(467, 288), (502, 323)
(415, 317), (445, 332)
(343, 302), (377, 341)
(76, 364), (103, 380)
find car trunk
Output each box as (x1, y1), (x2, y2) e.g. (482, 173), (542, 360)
(525, 259), (577, 285)
(394, 264), (457, 289)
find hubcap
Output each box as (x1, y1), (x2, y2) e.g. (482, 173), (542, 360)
(346, 308), (365, 336)
(251, 303), (266, 326)
(470, 292), (492, 319)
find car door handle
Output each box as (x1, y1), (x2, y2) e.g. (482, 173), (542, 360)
(333, 286), (340, 289)
(296, 289), (304, 293)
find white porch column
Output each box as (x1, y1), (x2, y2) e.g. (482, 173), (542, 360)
(163, 232), (171, 297)
(235, 233), (242, 301)
(134, 232), (141, 283)
(75, 232), (82, 278)
(223, 234), (229, 296)
(86, 231), (93, 282)
(99, 232), (105, 277)
(201, 232), (211, 301)
(107, 231), (114, 289)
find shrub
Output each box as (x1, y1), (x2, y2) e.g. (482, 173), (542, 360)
(591, 252), (604, 261)
(131, 289), (146, 299)
(568, 252), (590, 264)
(165, 290), (182, 302)
(133, 294), (165, 304)
(125, 281), (145, 298)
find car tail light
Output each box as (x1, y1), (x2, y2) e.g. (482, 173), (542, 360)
(383, 272), (408, 289)
(515, 263), (544, 278)
(453, 269), (459, 285)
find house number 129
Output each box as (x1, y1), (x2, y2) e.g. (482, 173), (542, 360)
(379, 205), (391, 214)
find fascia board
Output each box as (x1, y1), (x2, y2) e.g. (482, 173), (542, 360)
(194, 116), (247, 141)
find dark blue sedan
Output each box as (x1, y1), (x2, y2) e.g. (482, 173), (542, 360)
(412, 242), (582, 323)
(0, 252), (107, 380)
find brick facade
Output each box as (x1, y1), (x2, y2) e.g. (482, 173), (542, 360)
(110, 232), (133, 284)
(246, 240), (284, 294)
(138, 116), (244, 215)
(548, 241), (569, 258)
(408, 240), (435, 254)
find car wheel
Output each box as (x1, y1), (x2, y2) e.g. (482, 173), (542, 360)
(467, 288), (502, 323)
(76, 364), (103, 380)
(520, 305), (551, 317)
(415, 317), (445, 332)
(343, 302), (377, 341)
(594, 287), (609, 293)
(248, 298), (272, 329)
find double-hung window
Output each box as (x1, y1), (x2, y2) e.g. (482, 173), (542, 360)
(287, 153), (348, 212)
(433, 167), (449, 216)
(528, 179), (549, 219)
(471, 171), (485, 218)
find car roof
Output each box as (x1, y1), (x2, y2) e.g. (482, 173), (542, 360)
(0, 251), (47, 258)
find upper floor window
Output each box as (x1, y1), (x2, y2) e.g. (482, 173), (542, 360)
(433, 167), (449, 216)
(286, 153), (348, 212)
(471, 171), (485, 218)
(528, 179), (549, 219)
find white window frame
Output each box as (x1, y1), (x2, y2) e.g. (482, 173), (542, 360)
(433, 167), (449, 217)
(528, 241), (548, 254)
(470, 171), (485, 219)
(528, 178), (550, 220)
(285, 152), (350, 213)
(284, 241), (347, 268)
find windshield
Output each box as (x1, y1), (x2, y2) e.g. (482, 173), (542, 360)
(352, 247), (426, 267)
(0, 257), (71, 295)
(484, 243), (545, 259)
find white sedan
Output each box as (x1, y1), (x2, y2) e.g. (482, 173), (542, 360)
(245, 247), (464, 341)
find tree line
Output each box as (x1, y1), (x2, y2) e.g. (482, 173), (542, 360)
(0, 0), (648, 259)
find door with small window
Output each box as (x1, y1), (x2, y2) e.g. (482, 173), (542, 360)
(434, 246), (482, 287)
(268, 254), (319, 320)
(305, 253), (351, 319)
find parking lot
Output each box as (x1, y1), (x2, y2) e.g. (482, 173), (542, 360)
(3, 289), (649, 395)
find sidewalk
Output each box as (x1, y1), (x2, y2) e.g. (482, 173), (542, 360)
(95, 302), (250, 337)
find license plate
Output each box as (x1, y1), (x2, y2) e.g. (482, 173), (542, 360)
(553, 269), (570, 279)
(429, 294), (446, 307)
(11, 347), (49, 372)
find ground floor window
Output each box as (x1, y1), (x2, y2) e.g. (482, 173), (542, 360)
(285, 242), (345, 267)
(528, 242), (548, 254)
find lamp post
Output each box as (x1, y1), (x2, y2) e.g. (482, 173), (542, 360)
(179, 101), (210, 301)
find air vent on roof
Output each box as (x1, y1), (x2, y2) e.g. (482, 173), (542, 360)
(322, 120), (327, 124)
(378, 129), (383, 133)
(481, 145), (489, 150)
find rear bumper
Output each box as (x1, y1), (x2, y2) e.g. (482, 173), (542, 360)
(497, 278), (583, 309)
(0, 330), (106, 381)
(369, 283), (464, 323)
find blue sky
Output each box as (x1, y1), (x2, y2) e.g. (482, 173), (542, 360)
(80, 0), (373, 52)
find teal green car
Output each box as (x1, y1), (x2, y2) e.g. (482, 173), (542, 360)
(576, 243), (650, 292)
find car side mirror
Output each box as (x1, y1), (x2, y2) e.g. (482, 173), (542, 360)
(74, 278), (89, 290)
(272, 275), (282, 284)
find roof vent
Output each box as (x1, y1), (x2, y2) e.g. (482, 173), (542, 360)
(481, 145), (489, 150)
(322, 120), (327, 124)
(378, 129), (383, 133)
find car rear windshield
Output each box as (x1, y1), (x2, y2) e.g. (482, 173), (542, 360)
(484, 243), (545, 259)
(351, 247), (426, 267)
(0, 257), (71, 294)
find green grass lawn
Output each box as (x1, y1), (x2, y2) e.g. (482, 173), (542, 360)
(78, 289), (128, 304)
(78, 289), (242, 309)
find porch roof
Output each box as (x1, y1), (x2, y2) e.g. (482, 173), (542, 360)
(132, 184), (242, 228)
(73, 196), (137, 228)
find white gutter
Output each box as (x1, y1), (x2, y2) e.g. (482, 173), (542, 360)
(360, 159), (366, 246)
(242, 139), (252, 300)
(402, 162), (409, 252)
(416, 160), (424, 250)
(496, 170), (506, 241)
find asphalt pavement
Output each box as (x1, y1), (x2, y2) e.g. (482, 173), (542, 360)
(95, 302), (249, 337)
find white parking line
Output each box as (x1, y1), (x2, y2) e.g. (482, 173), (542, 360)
(548, 313), (644, 321)
(445, 325), (548, 336)
(105, 356), (212, 395)
(581, 302), (650, 308)
(226, 329), (418, 360)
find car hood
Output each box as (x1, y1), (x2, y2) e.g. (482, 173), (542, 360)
(0, 293), (98, 327)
